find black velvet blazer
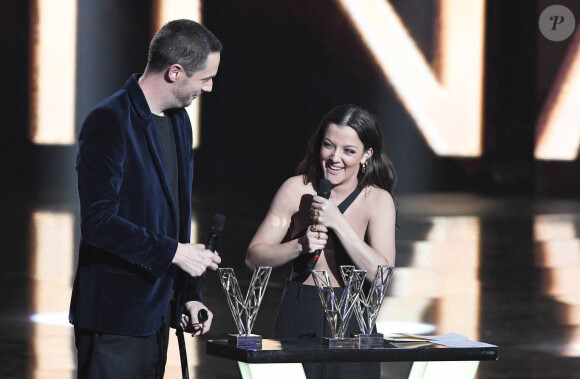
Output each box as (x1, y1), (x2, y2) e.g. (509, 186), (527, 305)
(69, 74), (199, 336)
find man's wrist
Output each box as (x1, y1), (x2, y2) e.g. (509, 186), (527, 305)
(172, 243), (183, 264)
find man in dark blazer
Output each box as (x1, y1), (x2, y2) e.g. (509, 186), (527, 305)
(69, 19), (222, 378)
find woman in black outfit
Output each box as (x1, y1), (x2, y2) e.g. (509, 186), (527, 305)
(246, 104), (397, 379)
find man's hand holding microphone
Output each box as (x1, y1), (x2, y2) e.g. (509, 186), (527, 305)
(171, 214), (225, 336)
(172, 242), (221, 277)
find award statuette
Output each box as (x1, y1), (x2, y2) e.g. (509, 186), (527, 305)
(342, 265), (394, 348)
(311, 268), (367, 348)
(218, 266), (272, 346)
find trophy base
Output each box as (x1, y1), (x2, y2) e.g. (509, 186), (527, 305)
(352, 333), (385, 348)
(322, 337), (356, 349)
(228, 334), (263, 347)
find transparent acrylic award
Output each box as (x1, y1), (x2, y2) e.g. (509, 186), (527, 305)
(218, 266), (272, 346)
(311, 268), (366, 348)
(342, 265), (394, 348)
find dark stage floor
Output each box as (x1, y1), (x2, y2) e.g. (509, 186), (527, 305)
(2, 189), (580, 378)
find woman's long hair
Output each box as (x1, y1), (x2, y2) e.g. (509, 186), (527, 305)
(296, 104), (397, 194)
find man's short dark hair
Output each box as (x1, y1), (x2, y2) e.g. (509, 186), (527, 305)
(147, 19), (222, 76)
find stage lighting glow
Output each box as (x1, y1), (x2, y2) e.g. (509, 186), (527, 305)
(154, 0), (200, 24)
(562, 340), (580, 357)
(380, 216), (481, 341)
(30, 211), (75, 376)
(337, 0), (485, 157)
(29, 312), (71, 327)
(535, 31), (580, 161)
(154, 0), (202, 148)
(30, 0), (77, 145)
(534, 214), (578, 242)
(534, 214), (580, 357)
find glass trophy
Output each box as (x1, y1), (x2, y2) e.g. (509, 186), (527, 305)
(218, 266), (272, 346)
(342, 265), (394, 348)
(311, 268), (366, 348)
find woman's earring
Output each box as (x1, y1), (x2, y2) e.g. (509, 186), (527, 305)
(361, 161), (367, 174)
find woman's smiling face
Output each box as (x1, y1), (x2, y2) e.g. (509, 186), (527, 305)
(320, 123), (373, 188)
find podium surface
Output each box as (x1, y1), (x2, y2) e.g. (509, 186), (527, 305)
(206, 338), (498, 363)
(206, 338), (498, 379)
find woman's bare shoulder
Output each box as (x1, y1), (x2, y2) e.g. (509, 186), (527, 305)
(270, 175), (313, 207)
(278, 175), (312, 195)
(362, 186), (395, 209)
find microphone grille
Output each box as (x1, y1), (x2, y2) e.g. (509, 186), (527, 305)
(211, 213), (226, 233)
(317, 179), (331, 199)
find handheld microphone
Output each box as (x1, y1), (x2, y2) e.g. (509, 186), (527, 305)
(317, 178), (332, 199)
(196, 213), (225, 322)
(308, 179), (331, 270)
(206, 213), (226, 252)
